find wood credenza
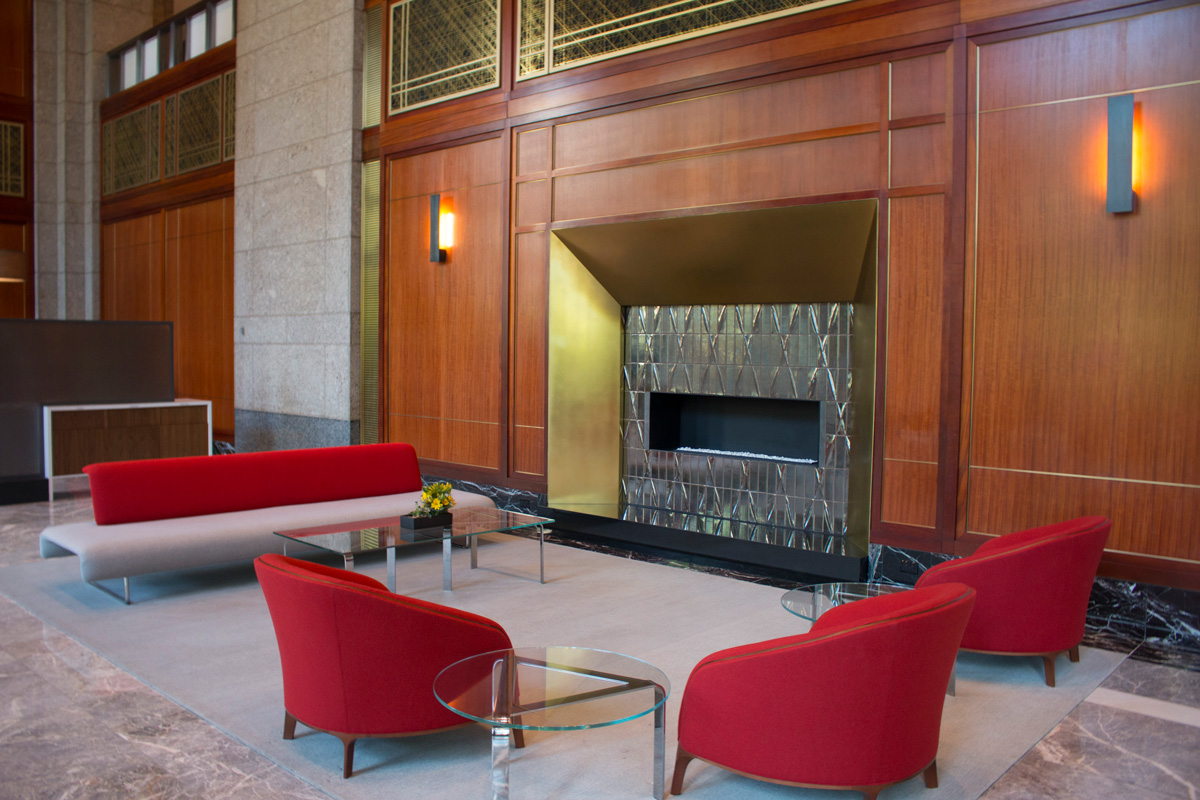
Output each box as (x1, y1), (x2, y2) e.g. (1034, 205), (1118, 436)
(42, 400), (212, 493)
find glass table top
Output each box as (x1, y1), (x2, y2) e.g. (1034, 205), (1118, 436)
(780, 581), (911, 622)
(434, 646), (669, 731)
(274, 506), (553, 557)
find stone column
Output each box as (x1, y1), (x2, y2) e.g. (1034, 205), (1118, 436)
(233, 0), (361, 451)
(32, 0), (152, 320)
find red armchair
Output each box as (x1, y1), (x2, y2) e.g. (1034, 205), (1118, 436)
(915, 516), (1110, 686)
(254, 554), (515, 777)
(672, 583), (975, 800)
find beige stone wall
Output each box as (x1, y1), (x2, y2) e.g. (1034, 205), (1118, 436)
(33, 0), (152, 319)
(233, 0), (361, 448)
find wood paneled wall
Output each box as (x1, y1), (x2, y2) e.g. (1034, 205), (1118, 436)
(385, 139), (507, 474)
(100, 196), (235, 438)
(372, 0), (1200, 587)
(966, 3), (1200, 578)
(0, 0), (34, 317)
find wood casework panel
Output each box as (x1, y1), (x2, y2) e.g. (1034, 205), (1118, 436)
(890, 52), (947, 119)
(164, 196), (235, 436)
(516, 127), (551, 177)
(882, 194), (944, 528)
(515, 179), (550, 227)
(890, 123), (947, 187)
(48, 404), (210, 477)
(977, 4), (1200, 111)
(552, 132), (879, 222)
(387, 138), (505, 472)
(552, 66), (879, 171)
(966, 468), (1200, 561)
(512, 231), (548, 476)
(101, 213), (165, 322)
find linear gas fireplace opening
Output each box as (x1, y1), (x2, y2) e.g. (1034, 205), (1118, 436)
(646, 392), (821, 465)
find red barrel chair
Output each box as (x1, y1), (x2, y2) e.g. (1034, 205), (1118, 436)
(254, 554), (516, 777)
(915, 516), (1111, 686)
(672, 583), (976, 800)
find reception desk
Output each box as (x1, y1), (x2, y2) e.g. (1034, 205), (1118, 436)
(43, 400), (212, 496)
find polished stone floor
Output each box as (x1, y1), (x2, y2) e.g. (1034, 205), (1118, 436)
(1, 495), (1198, 799)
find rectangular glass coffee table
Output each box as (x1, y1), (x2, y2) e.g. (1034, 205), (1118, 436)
(274, 507), (553, 592)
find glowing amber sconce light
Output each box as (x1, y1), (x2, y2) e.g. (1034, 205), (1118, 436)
(429, 194), (454, 261)
(1106, 94), (1135, 213)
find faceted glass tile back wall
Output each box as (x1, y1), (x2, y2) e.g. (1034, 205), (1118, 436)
(622, 303), (853, 543)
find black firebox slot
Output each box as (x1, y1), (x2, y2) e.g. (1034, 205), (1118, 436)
(647, 392), (821, 465)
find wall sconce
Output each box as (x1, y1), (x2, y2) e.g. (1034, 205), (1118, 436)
(430, 194), (454, 262)
(1106, 94), (1135, 214)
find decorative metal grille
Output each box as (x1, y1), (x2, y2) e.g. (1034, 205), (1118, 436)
(363, 5), (383, 128)
(519, 0), (853, 79)
(164, 95), (177, 178)
(108, 106), (152, 194)
(147, 101), (161, 183)
(361, 160), (381, 444)
(0, 121), (23, 197)
(177, 76), (223, 175)
(389, 0), (500, 113)
(519, 0), (547, 77)
(102, 121), (115, 195)
(223, 70), (236, 161)
(621, 303), (854, 540)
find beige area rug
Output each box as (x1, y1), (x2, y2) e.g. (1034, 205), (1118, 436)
(0, 536), (1124, 799)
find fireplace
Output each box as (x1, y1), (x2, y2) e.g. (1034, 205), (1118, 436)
(545, 200), (877, 580)
(646, 392), (822, 465)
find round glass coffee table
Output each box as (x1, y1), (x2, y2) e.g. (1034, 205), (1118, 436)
(781, 581), (911, 621)
(434, 646), (670, 799)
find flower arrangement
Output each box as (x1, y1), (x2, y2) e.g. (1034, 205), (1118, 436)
(412, 481), (456, 517)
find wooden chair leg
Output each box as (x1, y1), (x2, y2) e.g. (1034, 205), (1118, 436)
(671, 748), (694, 796)
(923, 760), (939, 788)
(1069, 645), (1080, 662)
(283, 711), (297, 740)
(341, 735), (358, 779)
(858, 789), (882, 800)
(512, 727), (525, 749)
(1040, 654), (1057, 687)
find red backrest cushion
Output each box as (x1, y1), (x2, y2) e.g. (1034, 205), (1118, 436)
(85, 443), (424, 525)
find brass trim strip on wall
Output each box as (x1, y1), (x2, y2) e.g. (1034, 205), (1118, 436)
(361, 159), (381, 444)
(978, 78), (1200, 115)
(968, 465), (1200, 491)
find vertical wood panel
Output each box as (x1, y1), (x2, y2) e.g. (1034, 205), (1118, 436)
(0, 0), (30, 99)
(512, 231), (547, 476)
(386, 138), (504, 471)
(164, 196), (234, 436)
(890, 52), (946, 119)
(882, 194), (944, 528)
(101, 213), (165, 322)
(0, 220), (30, 317)
(515, 179), (550, 227)
(969, 76), (1200, 561)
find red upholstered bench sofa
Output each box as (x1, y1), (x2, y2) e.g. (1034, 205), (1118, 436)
(39, 443), (495, 601)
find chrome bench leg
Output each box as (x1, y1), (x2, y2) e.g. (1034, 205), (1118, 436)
(88, 577), (131, 604)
